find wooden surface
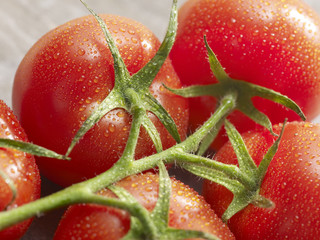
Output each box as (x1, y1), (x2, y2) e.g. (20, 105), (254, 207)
(0, 0), (319, 239)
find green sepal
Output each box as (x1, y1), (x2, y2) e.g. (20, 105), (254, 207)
(144, 93), (181, 143)
(65, 91), (124, 157)
(164, 84), (219, 98)
(221, 192), (256, 222)
(183, 164), (245, 194)
(80, 0), (130, 85)
(141, 116), (163, 153)
(257, 119), (286, 184)
(224, 120), (257, 182)
(204, 35), (229, 82)
(0, 138), (69, 160)
(150, 162), (171, 231)
(131, 0), (178, 91)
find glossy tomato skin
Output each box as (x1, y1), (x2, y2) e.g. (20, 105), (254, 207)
(53, 172), (235, 240)
(203, 121), (320, 239)
(12, 15), (189, 187)
(0, 100), (41, 240)
(170, 0), (320, 149)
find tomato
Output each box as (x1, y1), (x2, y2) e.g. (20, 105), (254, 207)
(53, 172), (235, 240)
(170, 0), (320, 150)
(12, 14), (189, 186)
(203, 121), (320, 239)
(0, 100), (41, 239)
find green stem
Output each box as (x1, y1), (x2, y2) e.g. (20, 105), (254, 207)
(180, 93), (236, 153)
(119, 89), (146, 163)
(0, 92), (237, 231)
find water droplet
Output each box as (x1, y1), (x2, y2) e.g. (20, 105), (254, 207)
(78, 49), (85, 56)
(128, 30), (135, 35)
(116, 111), (125, 118)
(53, 53), (60, 59)
(131, 37), (138, 44)
(108, 124), (115, 133)
(177, 190), (183, 196)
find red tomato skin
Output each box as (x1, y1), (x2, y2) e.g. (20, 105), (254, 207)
(12, 15), (189, 187)
(53, 172), (235, 240)
(203, 121), (320, 239)
(0, 100), (41, 240)
(170, 0), (320, 149)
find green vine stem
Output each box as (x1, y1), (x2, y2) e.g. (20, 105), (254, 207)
(0, 87), (237, 232)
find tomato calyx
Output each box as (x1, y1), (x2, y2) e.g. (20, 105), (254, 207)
(167, 36), (305, 154)
(185, 119), (285, 222)
(103, 163), (219, 240)
(220, 120), (285, 221)
(65, 0), (181, 158)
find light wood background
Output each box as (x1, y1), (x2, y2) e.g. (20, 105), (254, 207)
(0, 0), (319, 239)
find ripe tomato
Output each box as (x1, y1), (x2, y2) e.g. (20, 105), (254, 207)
(0, 100), (41, 239)
(53, 172), (235, 240)
(170, 0), (320, 149)
(203, 121), (320, 239)
(12, 15), (189, 186)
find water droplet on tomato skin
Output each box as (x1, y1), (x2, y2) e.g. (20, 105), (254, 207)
(108, 124), (115, 133)
(78, 48), (85, 56)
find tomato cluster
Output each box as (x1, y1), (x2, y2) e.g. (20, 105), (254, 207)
(1, 0), (320, 239)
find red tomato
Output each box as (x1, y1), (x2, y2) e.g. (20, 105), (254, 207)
(53, 172), (235, 240)
(203, 121), (320, 239)
(0, 100), (41, 239)
(170, 0), (320, 150)
(12, 15), (189, 186)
